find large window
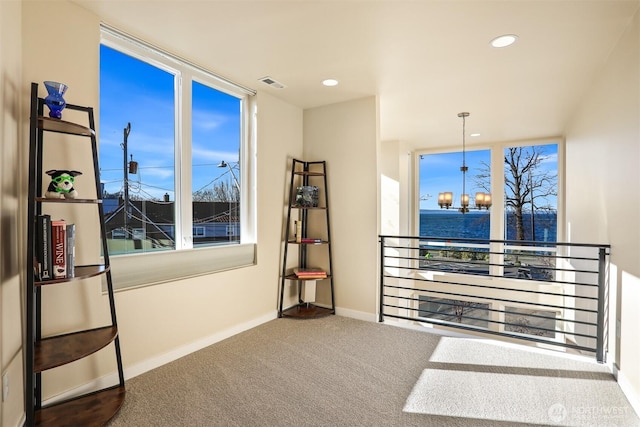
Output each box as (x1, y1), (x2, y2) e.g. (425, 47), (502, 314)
(503, 144), (558, 242)
(418, 143), (558, 242)
(99, 26), (256, 289)
(417, 142), (559, 284)
(418, 149), (491, 239)
(100, 43), (177, 254)
(191, 80), (242, 247)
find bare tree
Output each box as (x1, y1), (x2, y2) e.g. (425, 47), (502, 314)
(129, 193), (159, 202)
(476, 146), (557, 240)
(193, 181), (239, 202)
(505, 147), (557, 240)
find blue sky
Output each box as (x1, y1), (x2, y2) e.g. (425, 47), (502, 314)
(419, 145), (558, 210)
(99, 45), (240, 200)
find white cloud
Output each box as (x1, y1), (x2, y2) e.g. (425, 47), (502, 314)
(192, 109), (229, 131)
(191, 146), (238, 162)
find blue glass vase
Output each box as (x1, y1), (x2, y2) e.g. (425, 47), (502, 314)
(44, 81), (68, 119)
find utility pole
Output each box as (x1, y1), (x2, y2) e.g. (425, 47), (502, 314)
(122, 123), (131, 234)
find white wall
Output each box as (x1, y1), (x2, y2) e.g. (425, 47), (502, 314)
(303, 97), (379, 319)
(15, 0), (304, 414)
(1, 1), (24, 424)
(565, 9), (640, 412)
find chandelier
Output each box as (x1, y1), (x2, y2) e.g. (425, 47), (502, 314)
(437, 112), (492, 213)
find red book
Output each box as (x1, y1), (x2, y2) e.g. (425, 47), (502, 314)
(51, 220), (67, 279)
(300, 238), (323, 244)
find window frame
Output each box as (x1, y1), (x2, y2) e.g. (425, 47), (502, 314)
(100, 25), (257, 291)
(414, 138), (564, 244)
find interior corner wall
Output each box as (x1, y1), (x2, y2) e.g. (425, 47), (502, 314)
(379, 141), (402, 237)
(20, 0), (304, 407)
(565, 9), (640, 413)
(2, 1), (25, 425)
(303, 97), (378, 319)
(379, 140), (413, 237)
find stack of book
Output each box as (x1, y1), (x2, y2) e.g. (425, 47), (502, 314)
(293, 267), (327, 279)
(34, 215), (75, 281)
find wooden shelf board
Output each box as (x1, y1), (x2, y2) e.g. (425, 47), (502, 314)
(35, 326), (118, 372)
(38, 116), (94, 136)
(285, 273), (331, 281)
(36, 197), (102, 204)
(281, 304), (334, 319)
(290, 205), (326, 209)
(35, 264), (109, 287)
(36, 385), (125, 427)
(293, 171), (325, 176)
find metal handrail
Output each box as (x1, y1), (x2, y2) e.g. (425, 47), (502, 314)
(378, 235), (610, 362)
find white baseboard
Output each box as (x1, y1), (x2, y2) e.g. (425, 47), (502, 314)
(334, 306), (377, 322)
(615, 367), (640, 418)
(44, 310), (278, 406)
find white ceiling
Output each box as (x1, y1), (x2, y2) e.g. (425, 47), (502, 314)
(73, 0), (639, 149)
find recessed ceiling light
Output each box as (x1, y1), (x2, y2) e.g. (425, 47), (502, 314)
(322, 79), (339, 87)
(490, 34), (518, 48)
(470, 133), (481, 137)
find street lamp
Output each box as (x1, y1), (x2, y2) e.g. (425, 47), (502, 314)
(217, 160), (240, 192)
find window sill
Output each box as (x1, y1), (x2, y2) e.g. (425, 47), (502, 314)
(104, 243), (256, 291)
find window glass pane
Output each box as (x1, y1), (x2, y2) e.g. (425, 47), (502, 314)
(503, 144), (558, 242)
(191, 81), (241, 246)
(418, 150), (491, 239)
(99, 44), (176, 255)
(504, 306), (557, 338)
(418, 296), (489, 328)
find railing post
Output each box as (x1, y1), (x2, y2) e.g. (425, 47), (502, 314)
(596, 247), (607, 363)
(379, 236), (385, 322)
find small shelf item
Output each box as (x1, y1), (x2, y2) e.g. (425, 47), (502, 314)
(25, 82), (125, 426)
(295, 185), (319, 207)
(293, 267), (327, 279)
(43, 81), (68, 119)
(278, 159), (335, 318)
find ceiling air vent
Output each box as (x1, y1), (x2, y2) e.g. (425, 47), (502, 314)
(258, 76), (286, 89)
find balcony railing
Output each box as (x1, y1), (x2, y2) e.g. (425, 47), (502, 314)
(378, 235), (610, 362)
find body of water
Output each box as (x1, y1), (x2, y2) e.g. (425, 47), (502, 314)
(419, 210), (557, 242)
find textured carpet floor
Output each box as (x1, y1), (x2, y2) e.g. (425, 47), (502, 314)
(107, 316), (639, 427)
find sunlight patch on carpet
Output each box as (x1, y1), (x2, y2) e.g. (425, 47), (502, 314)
(403, 338), (637, 426)
(404, 369), (635, 426)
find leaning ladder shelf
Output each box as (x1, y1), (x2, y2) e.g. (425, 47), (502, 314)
(25, 82), (125, 426)
(278, 159), (335, 318)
